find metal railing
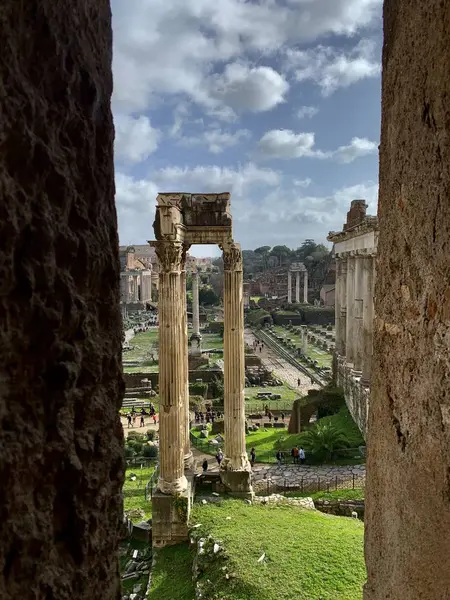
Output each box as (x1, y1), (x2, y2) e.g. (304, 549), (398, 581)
(257, 472), (365, 496)
(145, 464), (160, 500)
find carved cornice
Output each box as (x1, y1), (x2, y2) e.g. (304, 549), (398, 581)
(328, 216), (379, 244)
(149, 240), (187, 273)
(220, 242), (243, 271)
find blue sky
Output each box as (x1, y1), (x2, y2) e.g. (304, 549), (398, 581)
(111, 0), (382, 256)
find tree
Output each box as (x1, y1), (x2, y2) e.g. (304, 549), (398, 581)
(199, 286), (220, 306)
(302, 423), (349, 462)
(270, 245), (291, 267)
(254, 245), (271, 271)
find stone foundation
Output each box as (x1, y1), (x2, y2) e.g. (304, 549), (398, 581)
(152, 479), (194, 547)
(219, 465), (253, 497)
(337, 361), (369, 439)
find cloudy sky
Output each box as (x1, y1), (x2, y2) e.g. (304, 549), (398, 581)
(112, 0), (382, 256)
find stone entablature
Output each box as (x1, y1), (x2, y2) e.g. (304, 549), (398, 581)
(328, 200), (378, 438)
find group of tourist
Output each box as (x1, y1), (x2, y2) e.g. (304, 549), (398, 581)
(126, 404), (158, 428)
(252, 340), (264, 354)
(194, 409), (220, 424)
(275, 446), (306, 466)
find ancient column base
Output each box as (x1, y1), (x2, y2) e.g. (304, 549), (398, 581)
(152, 482), (193, 548)
(184, 451), (195, 472)
(189, 333), (202, 356)
(219, 461), (253, 497)
(157, 474), (188, 496)
(352, 368), (363, 378)
(360, 377), (371, 388)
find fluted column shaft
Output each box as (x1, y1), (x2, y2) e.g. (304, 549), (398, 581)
(140, 272), (145, 302)
(287, 270), (292, 304)
(181, 256), (193, 468)
(151, 241), (187, 495)
(133, 276), (139, 302)
(295, 271), (300, 303)
(353, 255), (364, 375)
(361, 255), (375, 386)
(303, 271), (308, 303)
(340, 260), (348, 356)
(221, 242), (250, 472)
(346, 255), (356, 366)
(192, 270), (200, 336)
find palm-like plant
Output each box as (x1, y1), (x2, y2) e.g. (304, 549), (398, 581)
(302, 423), (349, 462)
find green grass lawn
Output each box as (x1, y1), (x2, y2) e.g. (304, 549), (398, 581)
(191, 499), (366, 600)
(123, 466), (154, 521)
(123, 329), (224, 372)
(148, 543), (195, 600)
(192, 407), (365, 465)
(271, 325), (332, 368)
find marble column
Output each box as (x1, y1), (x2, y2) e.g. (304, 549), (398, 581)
(303, 270), (308, 303)
(353, 254), (364, 375)
(190, 269), (202, 355)
(140, 271), (145, 302)
(336, 258), (348, 358)
(295, 271), (300, 303)
(151, 241), (187, 495)
(220, 242), (252, 494)
(287, 270), (292, 304)
(345, 254), (356, 367)
(361, 254), (375, 386)
(181, 250), (193, 469)
(133, 276), (139, 302)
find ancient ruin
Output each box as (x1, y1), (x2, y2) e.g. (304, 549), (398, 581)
(120, 246), (154, 312)
(149, 193), (252, 546)
(328, 201), (378, 437)
(287, 262), (309, 304)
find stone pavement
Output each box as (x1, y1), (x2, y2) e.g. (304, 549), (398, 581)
(244, 328), (319, 394)
(193, 447), (365, 489)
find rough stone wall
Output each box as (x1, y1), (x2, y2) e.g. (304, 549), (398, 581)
(0, 3), (125, 599)
(364, 2), (450, 598)
(337, 365), (369, 440)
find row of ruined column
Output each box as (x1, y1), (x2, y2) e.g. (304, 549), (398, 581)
(335, 251), (375, 386)
(121, 271), (153, 303)
(151, 240), (250, 495)
(287, 270), (308, 304)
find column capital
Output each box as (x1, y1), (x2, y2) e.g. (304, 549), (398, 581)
(220, 242), (242, 271)
(150, 240), (189, 273)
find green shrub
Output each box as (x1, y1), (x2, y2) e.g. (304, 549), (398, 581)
(124, 446), (136, 458)
(145, 430), (155, 441)
(211, 377), (224, 400)
(303, 423), (349, 462)
(143, 444), (158, 458)
(189, 382), (208, 398)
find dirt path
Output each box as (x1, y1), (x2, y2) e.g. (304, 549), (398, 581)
(245, 328), (319, 395)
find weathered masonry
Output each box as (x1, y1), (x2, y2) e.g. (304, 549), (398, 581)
(287, 262), (309, 304)
(328, 200), (378, 438)
(149, 193), (252, 547)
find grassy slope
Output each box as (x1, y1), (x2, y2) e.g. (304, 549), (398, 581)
(123, 466), (154, 521)
(192, 499), (366, 600)
(148, 543), (195, 600)
(193, 406), (365, 463)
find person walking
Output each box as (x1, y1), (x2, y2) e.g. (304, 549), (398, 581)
(250, 447), (256, 467)
(216, 449), (223, 466)
(281, 412), (285, 422)
(202, 458), (208, 472)
(127, 414), (132, 428)
(140, 414), (145, 427)
(276, 450), (282, 466)
(292, 445), (299, 464)
(299, 447), (306, 465)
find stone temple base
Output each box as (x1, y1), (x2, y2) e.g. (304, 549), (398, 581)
(152, 478), (194, 548)
(219, 467), (254, 498)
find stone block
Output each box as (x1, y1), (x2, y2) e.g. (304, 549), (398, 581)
(152, 485), (192, 548)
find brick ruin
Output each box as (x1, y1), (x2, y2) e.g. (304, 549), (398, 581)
(0, 0), (449, 598)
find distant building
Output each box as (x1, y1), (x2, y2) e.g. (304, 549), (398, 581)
(320, 284), (336, 307)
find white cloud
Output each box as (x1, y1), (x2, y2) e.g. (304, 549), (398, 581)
(153, 163), (280, 198)
(332, 137), (378, 163)
(115, 115), (160, 163)
(258, 130), (319, 159)
(207, 63), (289, 115)
(257, 129), (377, 162)
(296, 106), (319, 120)
(111, 0), (382, 114)
(294, 178), (312, 188)
(179, 128), (251, 154)
(286, 39), (381, 95)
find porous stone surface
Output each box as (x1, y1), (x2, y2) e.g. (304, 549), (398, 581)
(364, 2), (450, 598)
(0, 2), (124, 599)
